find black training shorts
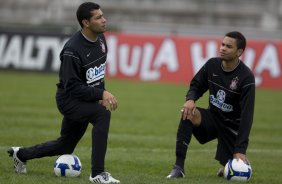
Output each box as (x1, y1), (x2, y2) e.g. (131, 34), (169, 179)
(192, 107), (236, 165)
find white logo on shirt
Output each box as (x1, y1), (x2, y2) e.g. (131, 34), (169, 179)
(210, 90), (233, 112)
(100, 39), (106, 53)
(86, 63), (106, 84)
(230, 77), (239, 90)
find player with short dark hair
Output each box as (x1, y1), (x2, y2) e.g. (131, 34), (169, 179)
(167, 31), (255, 179)
(8, 2), (120, 183)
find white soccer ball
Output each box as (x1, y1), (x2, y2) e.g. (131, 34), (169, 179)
(224, 158), (252, 181)
(54, 154), (82, 177)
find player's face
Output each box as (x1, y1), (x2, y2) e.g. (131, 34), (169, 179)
(219, 36), (242, 62)
(87, 9), (107, 34)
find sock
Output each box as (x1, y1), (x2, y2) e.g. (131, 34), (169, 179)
(16, 149), (27, 162)
(91, 124), (109, 178)
(175, 119), (193, 169)
(91, 170), (103, 178)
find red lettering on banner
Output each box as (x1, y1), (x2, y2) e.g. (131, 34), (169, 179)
(0, 32), (281, 89)
(105, 33), (282, 89)
(106, 34), (179, 81)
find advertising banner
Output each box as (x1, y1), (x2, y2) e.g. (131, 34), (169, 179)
(0, 31), (281, 89)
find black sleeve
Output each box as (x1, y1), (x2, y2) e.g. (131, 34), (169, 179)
(186, 63), (209, 101)
(60, 48), (104, 101)
(234, 77), (256, 154)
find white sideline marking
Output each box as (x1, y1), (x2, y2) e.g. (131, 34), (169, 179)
(1, 146), (281, 154)
(106, 148), (282, 154)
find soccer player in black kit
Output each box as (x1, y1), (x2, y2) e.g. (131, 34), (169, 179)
(167, 31), (255, 179)
(8, 2), (120, 183)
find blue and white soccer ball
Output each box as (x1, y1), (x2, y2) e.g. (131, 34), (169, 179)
(224, 158), (252, 181)
(54, 154), (82, 177)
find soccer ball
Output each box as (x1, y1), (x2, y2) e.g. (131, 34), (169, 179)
(54, 154), (82, 177)
(224, 159), (252, 181)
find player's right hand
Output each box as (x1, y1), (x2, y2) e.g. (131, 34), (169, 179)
(102, 91), (118, 111)
(181, 100), (196, 120)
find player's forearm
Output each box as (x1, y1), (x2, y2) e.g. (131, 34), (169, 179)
(234, 84), (255, 154)
(66, 80), (104, 101)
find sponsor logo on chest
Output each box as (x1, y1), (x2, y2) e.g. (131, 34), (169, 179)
(86, 63), (106, 84)
(210, 90), (233, 112)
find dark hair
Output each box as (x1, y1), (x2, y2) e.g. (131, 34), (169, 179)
(76, 2), (100, 28)
(225, 31), (246, 51)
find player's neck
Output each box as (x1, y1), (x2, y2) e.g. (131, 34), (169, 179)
(81, 29), (98, 42)
(222, 58), (240, 72)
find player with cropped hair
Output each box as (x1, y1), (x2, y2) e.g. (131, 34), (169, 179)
(167, 31), (255, 179)
(8, 2), (120, 183)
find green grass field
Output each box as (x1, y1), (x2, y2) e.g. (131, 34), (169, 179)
(0, 71), (281, 184)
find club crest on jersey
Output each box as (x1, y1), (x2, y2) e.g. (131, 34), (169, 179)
(100, 39), (106, 53)
(230, 77), (239, 90)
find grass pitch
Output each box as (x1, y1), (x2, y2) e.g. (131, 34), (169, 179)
(0, 71), (281, 184)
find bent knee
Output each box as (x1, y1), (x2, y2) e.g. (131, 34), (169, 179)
(98, 106), (111, 118)
(190, 109), (202, 127)
(56, 139), (76, 154)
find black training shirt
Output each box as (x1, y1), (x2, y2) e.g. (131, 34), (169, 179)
(186, 57), (255, 154)
(57, 31), (108, 102)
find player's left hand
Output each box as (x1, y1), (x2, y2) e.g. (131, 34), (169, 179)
(233, 153), (250, 164)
